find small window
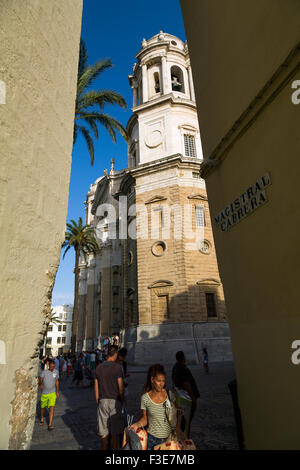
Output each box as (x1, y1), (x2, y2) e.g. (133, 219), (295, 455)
(48, 325), (53, 332)
(196, 206), (205, 227)
(62, 337), (66, 344)
(46, 337), (52, 345)
(184, 134), (197, 157)
(57, 337), (61, 344)
(58, 325), (62, 331)
(63, 325), (67, 332)
(206, 293), (217, 317)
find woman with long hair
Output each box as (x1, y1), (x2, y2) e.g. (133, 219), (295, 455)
(130, 364), (182, 450)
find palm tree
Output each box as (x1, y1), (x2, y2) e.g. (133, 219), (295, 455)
(43, 309), (63, 355)
(62, 217), (100, 353)
(74, 38), (128, 165)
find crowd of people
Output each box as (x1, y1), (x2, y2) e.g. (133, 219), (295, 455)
(38, 339), (208, 450)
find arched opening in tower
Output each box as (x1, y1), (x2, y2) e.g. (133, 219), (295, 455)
(171, 65), (185, 93)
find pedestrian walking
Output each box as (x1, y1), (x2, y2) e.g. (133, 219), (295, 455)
(39, 359), (59, 431)
(172, 351), (200, 436)
(94, 345), (125, 450)
(69, 353), (84, 388)
(61, 355), (67, 380)
(67, 357), (72, 378)
(90, 350), (96, 374)
(54, 356), (60, 371)
(202, 347), (209, 374)
(130, 364), (182, 450)
(116, 348), (130, 427)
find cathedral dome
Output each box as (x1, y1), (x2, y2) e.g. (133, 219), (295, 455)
(140, 31), (186, 53)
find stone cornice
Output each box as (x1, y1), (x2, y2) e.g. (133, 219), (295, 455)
(136, 41), (188, 63)
(187, 194), (208, 201)
(128, 154), (201, 179)
(196, 278), (221, 286)
(130, 93), (196, 114)
(145, 195), (168, 205)
(200, 41), (300, 179)
(148, 280), (174, 289)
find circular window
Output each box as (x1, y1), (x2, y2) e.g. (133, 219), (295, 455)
(199, 240), (211, 255)
(171, 40), (177, 46)
(151, 241), (166, 257)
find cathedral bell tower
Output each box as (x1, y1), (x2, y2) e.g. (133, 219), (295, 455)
(127, 31), (202, 168)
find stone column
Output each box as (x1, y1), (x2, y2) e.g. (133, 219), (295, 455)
(161, 55), (171, 94)
(188, 65), (196, 101)
(132, 85), (138, 107)
(142, 63), (148, 103)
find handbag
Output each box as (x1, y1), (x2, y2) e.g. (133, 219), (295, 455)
(163, 390), (178, 430)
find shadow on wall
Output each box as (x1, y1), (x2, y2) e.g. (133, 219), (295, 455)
(122, 285), (233, 366)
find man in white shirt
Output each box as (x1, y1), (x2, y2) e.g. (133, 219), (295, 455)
(39, 360), (59, 431)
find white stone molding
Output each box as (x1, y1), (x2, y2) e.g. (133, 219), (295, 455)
(188, 66), (196, 102)
(141, 63), (148, 103)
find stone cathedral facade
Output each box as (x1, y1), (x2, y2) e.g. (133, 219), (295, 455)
(76, 32), (233, 364)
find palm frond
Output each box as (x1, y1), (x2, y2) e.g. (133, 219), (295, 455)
(77, 59), (112, 97)
(76, 90), (127, 113)
(84, 117), (99, 140)
(77, 125), (95, 165)
(76, 112), (128, 143)
(78, 38), (88, 78)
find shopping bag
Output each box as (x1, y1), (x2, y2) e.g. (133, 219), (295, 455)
(154, 439), (182, 451)
(136, 427), (147, 450)
(154, 432), (182, 451)
(180, 438), (197, 450)
(121, 427), (147, 450)
(174, 389), (192, 436)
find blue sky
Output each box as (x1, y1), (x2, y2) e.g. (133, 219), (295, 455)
(52, 0), (187, 306)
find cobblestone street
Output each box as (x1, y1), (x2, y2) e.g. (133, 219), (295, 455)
(30, 361), (238, 450)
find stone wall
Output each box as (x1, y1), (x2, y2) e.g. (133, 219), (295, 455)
(121, 322), (233, 365)
(0, 1), (82, 449)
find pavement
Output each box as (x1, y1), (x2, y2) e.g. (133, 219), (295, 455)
(30, 362), (239, 450)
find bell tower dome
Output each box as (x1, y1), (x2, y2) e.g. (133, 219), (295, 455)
(127, 32), (202, 168)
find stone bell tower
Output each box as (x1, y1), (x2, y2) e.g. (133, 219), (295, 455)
(117, 32), (232, 365)
(127, 31), (201, 168)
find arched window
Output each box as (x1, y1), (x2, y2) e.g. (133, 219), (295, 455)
(154, 72), (160, 93)
(171, 66), (185, 93)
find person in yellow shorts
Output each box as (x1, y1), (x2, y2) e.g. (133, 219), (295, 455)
(39, 360), (60, 431)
